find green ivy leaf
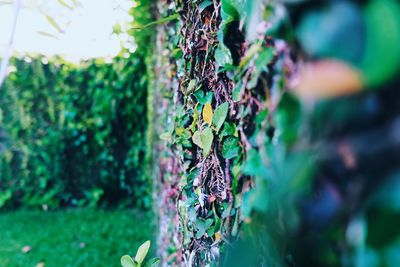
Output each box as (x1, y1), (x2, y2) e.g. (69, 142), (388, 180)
(193, 127), (214, 156)
(201, 127), (214, 157)
(195, 218), (214, 239)
(215, 44), (233, 67)
(194, 90), (205, 102)
(194, 90), (214, 105)
(192, 130), (203, 148)
(204, 92), (214, 104)
(222, 137), (240, 159)
(212, 102), (229, 132)
(219, 122), (237, 141)
(121, 255), (136, 267)
(176, 127), (191, 139)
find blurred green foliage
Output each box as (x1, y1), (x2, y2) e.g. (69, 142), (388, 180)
(296, 0), (400, 88)
(0, 55), (149, 209)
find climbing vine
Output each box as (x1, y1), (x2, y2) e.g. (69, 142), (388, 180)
(152, 0), (297, 265)
(152, 0), (400, 266)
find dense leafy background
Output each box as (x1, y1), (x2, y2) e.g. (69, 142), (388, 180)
(0, 0), (156, 210)
(0, 55), (149, 209)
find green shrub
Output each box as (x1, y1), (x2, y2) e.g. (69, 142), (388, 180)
(0, 55), (149, 209)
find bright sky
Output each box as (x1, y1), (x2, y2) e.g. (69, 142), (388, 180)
(0, 0), (134, 62)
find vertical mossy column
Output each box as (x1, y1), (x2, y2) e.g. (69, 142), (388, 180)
(151, 0), (295, 265)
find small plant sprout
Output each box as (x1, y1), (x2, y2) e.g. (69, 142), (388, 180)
(121, 240), (160, 267)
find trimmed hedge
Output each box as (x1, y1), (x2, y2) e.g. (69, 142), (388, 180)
(0, 0), (156, 210)
(0, 56), (150, 209)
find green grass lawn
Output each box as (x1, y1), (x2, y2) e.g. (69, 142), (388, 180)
(0, 209), (154, 267)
